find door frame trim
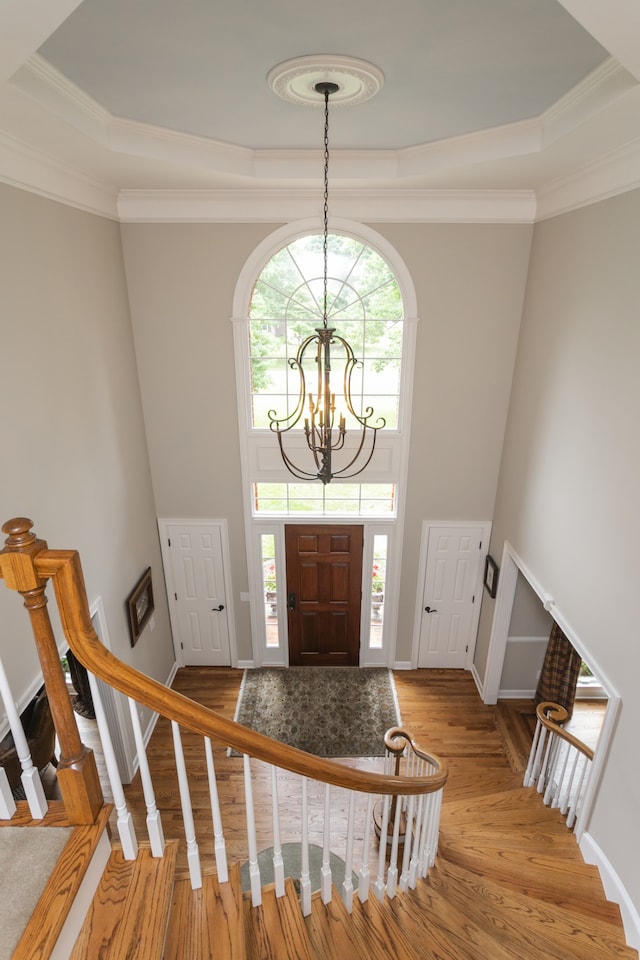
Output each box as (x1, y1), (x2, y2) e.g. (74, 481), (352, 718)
(157, 518), (238, 668)
(410, 520), (492, 670)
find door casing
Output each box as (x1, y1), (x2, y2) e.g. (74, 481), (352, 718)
(158, 518), (237, 667)
(412, 520), (491, 669)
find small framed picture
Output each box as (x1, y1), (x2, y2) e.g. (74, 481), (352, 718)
(483, 555), (499, 599)
(127, 567), (154, 646)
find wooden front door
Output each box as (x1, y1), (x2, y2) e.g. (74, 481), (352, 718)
(285, 524), (363, 667)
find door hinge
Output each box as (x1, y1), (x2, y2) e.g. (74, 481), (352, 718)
(180, 642), (183, 650)
(479, 541), (482, 550)
(466, 645), (469, 653)
(174, 592), (178, 601)
(472, 594), (475, 603)
(168, 537), (171, 547)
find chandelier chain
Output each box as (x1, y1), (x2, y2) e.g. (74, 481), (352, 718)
(322, 88), (330, 328)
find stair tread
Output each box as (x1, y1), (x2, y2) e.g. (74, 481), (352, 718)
(164, 862), (245, 960)
(348, 888), (438, 960)
(305, 888), (369, 959)
(384, 881), (540, 960)
(243, 877), (314, 960)
(72, 840), (179, 960)
(428, 858), (639, 960)
(438, 839), (622, 924)
(14, 804), (112, 960)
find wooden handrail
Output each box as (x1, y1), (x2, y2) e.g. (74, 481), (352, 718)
(536, 701), (594, 762)
(1, 519), (448, 798)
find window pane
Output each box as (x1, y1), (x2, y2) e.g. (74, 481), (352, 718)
(369, 534), (388, 650)
(249, 233), (404, 430)
(253, 483), (396, 517)
(260, 534), (279, 648)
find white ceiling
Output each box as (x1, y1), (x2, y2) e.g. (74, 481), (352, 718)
(1, 0), (640, 221)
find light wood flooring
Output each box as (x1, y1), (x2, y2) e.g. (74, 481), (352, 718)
(54, 668), (634, 959)
(115, 669), (606, 877)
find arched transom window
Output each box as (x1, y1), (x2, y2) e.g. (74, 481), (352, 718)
(248, 233), (404, 431)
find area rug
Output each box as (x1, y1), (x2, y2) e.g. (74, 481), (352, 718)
(231, 667), (401, 757)
(240, 842), (356, 894)
(0, 825), (72, 960)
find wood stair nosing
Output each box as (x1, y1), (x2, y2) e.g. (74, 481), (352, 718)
(71, 839), (179, 960)
(437, 840), (622, 924)
(243, 878), (314, 960)
(13, 803), (113, 960)
(428, 858), (639, 960)
(383, 880), (545, 960)
(304, 888), (368, 959)
(164, 862), (246, 960)
(347, 887), (439, 960)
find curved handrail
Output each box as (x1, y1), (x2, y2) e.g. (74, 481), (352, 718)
(536, 701), (594, 762)
(37, 548), (448, 797)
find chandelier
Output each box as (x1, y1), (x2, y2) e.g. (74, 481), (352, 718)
(268, 80), (385, 485)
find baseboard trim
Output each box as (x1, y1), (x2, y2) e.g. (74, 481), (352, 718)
(469, 662), (485, 700)
(236, 659), (255, 669)
(580, 832), (640, 952)
(497, 688), (536, 699)
(392, 660), (413, 671)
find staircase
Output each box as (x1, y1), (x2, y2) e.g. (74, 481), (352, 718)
(58, 776), (635, 959)
(1, 520), (637, 959)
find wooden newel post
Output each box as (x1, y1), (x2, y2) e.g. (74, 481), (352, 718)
(0, 518), (103, 824)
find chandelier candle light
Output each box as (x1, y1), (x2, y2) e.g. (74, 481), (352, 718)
(268, 78), (385, 485)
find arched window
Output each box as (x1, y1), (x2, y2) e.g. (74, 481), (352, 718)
(248, 233), (404, 432)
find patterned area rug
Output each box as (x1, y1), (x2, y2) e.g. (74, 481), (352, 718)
(231, 667), (401, 757)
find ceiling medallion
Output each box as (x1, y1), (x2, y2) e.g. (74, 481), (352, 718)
(267, 55), (384, 108)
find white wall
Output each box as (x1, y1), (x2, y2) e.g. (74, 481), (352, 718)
(121, 219), (533, 664)
(475, 189), (640, 914)
(0, 184), (175, 713)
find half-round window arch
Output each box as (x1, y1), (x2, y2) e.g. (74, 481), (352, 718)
(233, 220), (416, 434)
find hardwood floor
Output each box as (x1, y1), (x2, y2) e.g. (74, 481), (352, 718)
(76, 668), (634, 959)
(117, 668), (584, 873)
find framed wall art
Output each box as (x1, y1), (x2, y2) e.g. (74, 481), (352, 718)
(483, 554), (499, 599)
(126, 567), (154, 646)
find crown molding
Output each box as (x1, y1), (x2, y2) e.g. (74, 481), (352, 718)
(116, 188), (537, 224)
(541, 58), (638, 146)
(536, 136), (640, 220)
(0, 131), (118, 218)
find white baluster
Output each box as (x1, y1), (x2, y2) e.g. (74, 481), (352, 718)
(547, 738), (570, 808)
(270, 764), (284, 898)
(524, 718), (543, 787)
(243, 753), (261, 906)
(300, 776), (311, 916)
(204, 736), (227, 883)
(321, 783), (332, 904)
(537, 728), (555, 794)
(567, 755), (589, 829)
(171, 720), (201, 889)
(128, 697), (164, 857)
(558, 747), (580, 816)
(386, 792), (403, 899)
(341, 791), (355, 912)
(406, 793), (421, 889)
(374, 794), (390, 902)
(543, 734), (562, 806)
(358, 794), (373, 903)
(0, 766), (16, 819)
(88, 673), (137, 859)
(0, 660), (47, 818)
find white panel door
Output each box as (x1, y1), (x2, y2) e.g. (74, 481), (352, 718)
(418, 526), (484, 668)
(166, 522), (231, 666)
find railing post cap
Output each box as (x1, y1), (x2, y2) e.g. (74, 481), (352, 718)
(2, 517), (37, 547)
